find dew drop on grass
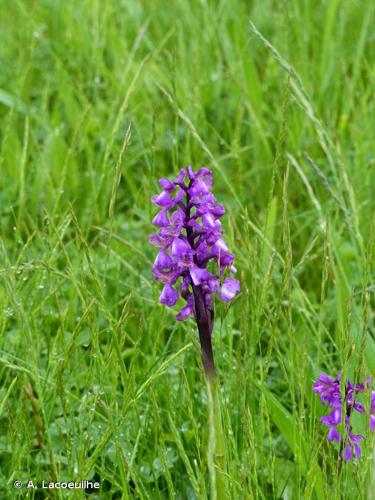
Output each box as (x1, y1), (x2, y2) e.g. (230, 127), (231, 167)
(139, 464), (152, 480)
(4, 307), (14, 318)
(180, 421), (190, 433)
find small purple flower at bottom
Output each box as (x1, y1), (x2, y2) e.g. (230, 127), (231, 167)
(313, 373), (374, 461)
(370, 391), (375, 432)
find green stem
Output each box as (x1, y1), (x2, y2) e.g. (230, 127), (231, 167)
(207, 376), (228, 500)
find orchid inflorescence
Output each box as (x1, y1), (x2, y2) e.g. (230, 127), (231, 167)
(313, 373), (375, 461)
(149, 166), (240, 376)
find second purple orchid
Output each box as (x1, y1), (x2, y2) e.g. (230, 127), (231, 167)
(149, 166), (240, 377)
(313, 373), (375, 461)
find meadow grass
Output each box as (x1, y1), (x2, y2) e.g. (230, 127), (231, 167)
(0, 0), (374, 498)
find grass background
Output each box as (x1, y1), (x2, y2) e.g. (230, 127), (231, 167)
(0, 0), (374, 498)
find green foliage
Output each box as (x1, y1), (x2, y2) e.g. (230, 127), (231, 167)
(0, 0), (374, 498)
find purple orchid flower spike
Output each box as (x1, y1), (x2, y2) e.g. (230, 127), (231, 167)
(313, 373), (374, 462)
(370, 391), (375, 432)
(149, 166), (240, 378)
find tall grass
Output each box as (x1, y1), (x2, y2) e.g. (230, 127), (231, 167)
(0, 0), (374, 498)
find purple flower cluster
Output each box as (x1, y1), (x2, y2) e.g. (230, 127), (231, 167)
(371, 391), (375, 432)
(149, 166), (240, 321)
(313, 373), (374, 461)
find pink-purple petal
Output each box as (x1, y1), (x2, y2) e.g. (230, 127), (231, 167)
(159, 284), (179, 307)
(219, 277), (240, 302)
(176, 304), (194, 321)
(327, 426), (341, 442)
(152, 210), (169, 227)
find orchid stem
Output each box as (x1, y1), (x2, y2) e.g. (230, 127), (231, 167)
(207, 375), (228, 500)
(193, 283), (227, 497)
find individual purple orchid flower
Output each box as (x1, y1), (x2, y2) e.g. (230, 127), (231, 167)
(313, 373), (374, 461)
(342, 433), (364, 461)
(149, 166), (240, 377)
(313, 373), (341, 408)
